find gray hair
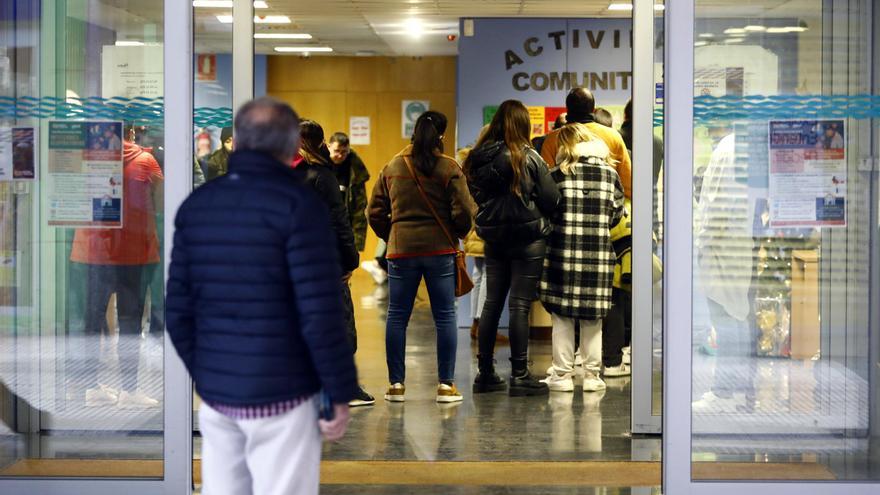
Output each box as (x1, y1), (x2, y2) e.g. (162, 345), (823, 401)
(233, 97), (300, 162)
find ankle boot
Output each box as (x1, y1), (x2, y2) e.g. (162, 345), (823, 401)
(509, 359), (549, 397)
(473, 356), (506, 393)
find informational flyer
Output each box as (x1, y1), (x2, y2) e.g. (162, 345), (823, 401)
(527, 106), (545, 137)
(349, 116), (371, 145)
(47, 121), (124, 228)
(402, 100), (429, 139)
(0, 127), (35, 180)
(102, 45), (164, 99)
(768, 119), (847, 228)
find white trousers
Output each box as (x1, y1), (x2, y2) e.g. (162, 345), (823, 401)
(550, 314), (603, 376)
(199, 398), (321, 495)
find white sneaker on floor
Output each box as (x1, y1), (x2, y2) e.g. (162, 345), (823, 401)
(543, 372), (574, 392)
(360, 260), (387, 285)
(692, 391), (739, 414)
(603, 363), (631, 377)
(622, 346), (631, 365)
(436, 384), (463, 403)
(85, 386), (118, 407)
(117, 390), (159, 409)
(582, 374), (607, 392)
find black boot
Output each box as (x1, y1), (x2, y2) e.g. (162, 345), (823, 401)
(509, 359), (548, 397)
(473, 356), (506, 393)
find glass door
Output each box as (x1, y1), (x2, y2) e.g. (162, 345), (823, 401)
(0, 0), (192, 492)
(664, 0), (880, 492)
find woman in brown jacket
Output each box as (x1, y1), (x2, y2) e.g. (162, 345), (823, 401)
(368, 111), (476, 404)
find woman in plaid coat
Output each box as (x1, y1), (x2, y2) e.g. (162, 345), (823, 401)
(539, 124), (626, 393)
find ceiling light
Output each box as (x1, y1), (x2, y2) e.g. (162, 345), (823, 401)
(404, 18), (424, 37)
(608, 3), (633, 10)
(194, 1), (268, 7)
(744, 25), (766, 32)
(255, 33), (312, 39)
(217, 15), (291, 23)
(274, 46), (333, 53)
(694, 41), (708, 47)
(723, 28), (746, 34)
(698, 33), (714, 38)
(115, 40), (144, 46)
(724, 38), (744, 43)
(785, 26), (808, 32)
(767, 26), (808, 34)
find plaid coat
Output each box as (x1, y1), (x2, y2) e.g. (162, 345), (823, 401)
(539, 150), (625, 320)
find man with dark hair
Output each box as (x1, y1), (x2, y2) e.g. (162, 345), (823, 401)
(540, 88), (632, 199)
(327, 132), (371, 253)
(593, 108), (614, 128)
(167, 97), (357, 495)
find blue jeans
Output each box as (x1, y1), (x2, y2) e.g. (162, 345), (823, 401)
(386, 254), (457, 384)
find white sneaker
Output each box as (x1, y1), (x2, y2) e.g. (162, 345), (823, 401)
(436, 383), (463, 403)
(544, 372), (574, 392)
(603, 363), (631, 377)
(692, 391), (739, 414)
(622, 346), (631, 365)
(85, 386), (118, 407)
(384, 383), (406, 402)
(582, 374), (607, 392)
(360, 260), (388, 285)
(117, 390), (159, 409)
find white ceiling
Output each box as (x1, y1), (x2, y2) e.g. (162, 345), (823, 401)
(99, 0), (819, 57)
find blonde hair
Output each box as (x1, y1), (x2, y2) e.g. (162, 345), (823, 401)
(556, 124), (613, 175)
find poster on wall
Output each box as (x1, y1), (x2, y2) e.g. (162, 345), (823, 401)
(196, 54), (217, 82)
(528, 106), (545, 137)
(402, 100), (429, 139)
(0, 127), (36, 180)
(350, 116), (371, 145)
(47, 121), (124, 228)
(768, 119), (847, 228)
(102, 45), (164, 99)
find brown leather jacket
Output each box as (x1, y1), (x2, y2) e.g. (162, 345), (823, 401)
(368, 146), (476, 259)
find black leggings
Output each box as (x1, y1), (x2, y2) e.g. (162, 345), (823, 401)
(478, 239), (547, 366)
(602, 288), (631, 367)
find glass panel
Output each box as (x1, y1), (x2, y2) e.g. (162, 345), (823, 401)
(691, 0), (879, 481)
(0, 0), (165, 478)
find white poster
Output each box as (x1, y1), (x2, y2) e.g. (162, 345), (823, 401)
(349, 116), (371, 145)
(102, 45), (164, 99)
(768, 119), (847, 228)
(402, 100), (429, 139)
(47, 121), (124, 228)
(0, 127), (35, 181)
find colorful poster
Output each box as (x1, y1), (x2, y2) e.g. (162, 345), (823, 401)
(0, 127), (35, 180)
(543, 106), (567, 134)
(527, 106), (545, 137)
(402, 100), (429, 139)
(196, 54), (217, 82)
(768, 119), (847, 228)
(47, 121), (124, 228)
(349, 116), (371, 145)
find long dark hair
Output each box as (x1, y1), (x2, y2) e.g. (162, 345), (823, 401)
(468, 99), (531, 195)
(299, 119), (329, 165)
(410, 111), (447, 176)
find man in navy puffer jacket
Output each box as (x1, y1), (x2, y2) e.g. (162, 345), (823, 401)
(167, 97), (358, 495)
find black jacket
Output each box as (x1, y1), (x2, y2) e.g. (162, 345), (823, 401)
(467, 141), (560, 245)
(298, 159), (360, 273)
(166, 150), (359, 406)
(619, 121), (664, 187)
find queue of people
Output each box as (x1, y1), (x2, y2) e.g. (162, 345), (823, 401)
(167, 91), (638, 494)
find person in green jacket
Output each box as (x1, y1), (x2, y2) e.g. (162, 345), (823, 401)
(328, 132), (370, 251)
(204, 126), (233, 180)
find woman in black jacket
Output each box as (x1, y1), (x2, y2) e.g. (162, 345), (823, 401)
(464, 99), (561, 396)
(297, 120), (374, 406)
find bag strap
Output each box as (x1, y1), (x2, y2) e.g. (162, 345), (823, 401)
(403, 155), (458, 250)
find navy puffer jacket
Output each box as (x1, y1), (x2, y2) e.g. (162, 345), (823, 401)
(166, 150), (359, 406)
